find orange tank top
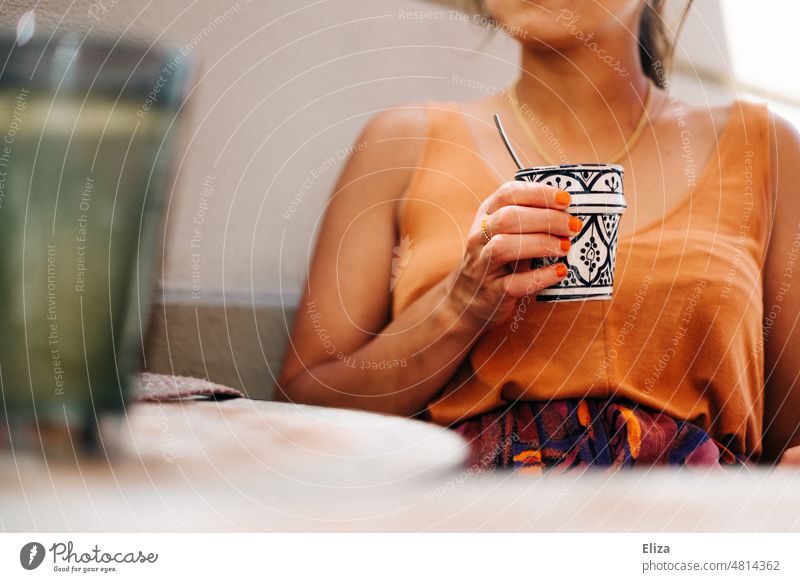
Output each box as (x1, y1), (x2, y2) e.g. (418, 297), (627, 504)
(391, 100), (772, 458)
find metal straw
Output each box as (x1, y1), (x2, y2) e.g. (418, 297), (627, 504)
(493, 114), (523, 170)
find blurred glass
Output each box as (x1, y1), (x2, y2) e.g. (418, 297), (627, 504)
(0, 33), (190, 455)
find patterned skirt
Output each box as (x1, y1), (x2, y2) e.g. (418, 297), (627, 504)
(453, 398), (746, 474)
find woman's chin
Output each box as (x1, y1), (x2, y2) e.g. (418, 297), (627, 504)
(485, 0), (640, 49)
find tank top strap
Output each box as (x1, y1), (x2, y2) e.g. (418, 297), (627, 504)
(721, 99), (773, 252)
(392, 101), (500, 317)
(728, 99), (771, 182)
(419, 100), (501, 194)
(397, 101), (496, 238)
(728, 99), (770, 152)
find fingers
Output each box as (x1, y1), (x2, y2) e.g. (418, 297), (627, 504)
(499, 263), (568, 298)
(480, 232), (572, 269)
(482, 180), (571, 215)
(510, 258), (532, 274)
(485, 204), (582, 239)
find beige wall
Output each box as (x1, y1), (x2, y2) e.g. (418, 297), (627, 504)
(1, 0), (731, 303)
(1, 0), (519, 303)
(1, 0), (731, 395)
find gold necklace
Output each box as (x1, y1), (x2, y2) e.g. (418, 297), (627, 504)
(508, 82), (654, 166)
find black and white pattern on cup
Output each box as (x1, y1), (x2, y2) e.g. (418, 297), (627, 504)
(531, 213), (621, 300)
(516, 164), (622, 196)
(517, 164), (625, 302)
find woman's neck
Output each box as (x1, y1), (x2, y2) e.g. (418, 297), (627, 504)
(515, 34), (652, 128)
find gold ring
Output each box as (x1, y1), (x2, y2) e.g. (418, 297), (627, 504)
(481, 215), (492, 242)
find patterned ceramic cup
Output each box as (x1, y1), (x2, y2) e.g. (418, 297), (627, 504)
(515, 163), (626, 301)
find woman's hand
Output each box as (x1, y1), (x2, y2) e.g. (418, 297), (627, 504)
(443, 180), (579, 329)
(778, 445), (800, 466)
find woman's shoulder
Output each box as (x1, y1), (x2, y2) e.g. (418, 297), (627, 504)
(363, 101), (430, 137)
(337, 103), (439, 209)
(768, 105), (800, 202)
(661, 96), (790, 165)
(660, 93), (769, 125)
(656, 94), (735, 134)
(768, 106), (800, 153)
(354, 102), (435, 173)
(361, 100), (472, 139)
(355, 99), (480, 179)
(763, 104), (800, 287)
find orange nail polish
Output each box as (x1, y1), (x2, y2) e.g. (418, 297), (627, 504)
(556, 263), (568, 277)
(556, 190), (571, 206)
(560, 238), (571, 252)
(569, 216), (583, 233)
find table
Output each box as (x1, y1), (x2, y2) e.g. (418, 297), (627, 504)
(1, 399), (799, 532)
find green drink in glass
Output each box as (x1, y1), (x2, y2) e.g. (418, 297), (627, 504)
(0, 34), (190, 455)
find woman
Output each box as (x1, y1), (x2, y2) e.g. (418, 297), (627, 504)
(277, 0), (800, 471)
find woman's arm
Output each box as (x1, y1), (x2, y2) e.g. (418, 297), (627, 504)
(276, 105), (459, 416)
(276, 105), (572, 416)
(762, 112), (800, 463)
